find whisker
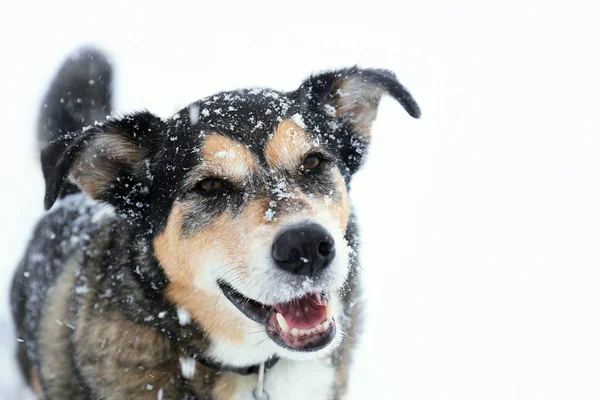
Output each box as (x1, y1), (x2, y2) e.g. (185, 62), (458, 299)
(253, 336), (271, 348)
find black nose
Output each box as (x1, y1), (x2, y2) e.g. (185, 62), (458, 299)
(272, 223), (335, 277)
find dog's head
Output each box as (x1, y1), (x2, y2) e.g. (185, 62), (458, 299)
(42, 67), (419, 361)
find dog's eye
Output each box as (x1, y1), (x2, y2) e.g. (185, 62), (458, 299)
(302, 154), (323, 171)
(196, 178), (225, 193)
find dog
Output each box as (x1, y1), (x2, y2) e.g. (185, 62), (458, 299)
(11, 48), (420, 399)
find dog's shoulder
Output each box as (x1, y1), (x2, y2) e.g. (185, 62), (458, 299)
(12, 192), (116, 317)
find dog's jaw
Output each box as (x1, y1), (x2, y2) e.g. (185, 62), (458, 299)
(205, 291), (345, 365)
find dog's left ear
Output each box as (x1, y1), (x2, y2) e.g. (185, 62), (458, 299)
(296, 66), (421, 139)
(41, 111), (165, 214)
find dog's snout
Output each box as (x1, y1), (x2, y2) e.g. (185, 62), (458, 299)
(272, 223), (335, 277)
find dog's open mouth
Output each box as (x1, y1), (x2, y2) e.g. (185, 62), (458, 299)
(218, 281), (336, 352)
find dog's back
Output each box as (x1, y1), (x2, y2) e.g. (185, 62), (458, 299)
(11, 48), (114, 391)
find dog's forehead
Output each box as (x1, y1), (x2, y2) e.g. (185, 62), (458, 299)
(171, 87), (327, 188)
(183, 88), (300, 150)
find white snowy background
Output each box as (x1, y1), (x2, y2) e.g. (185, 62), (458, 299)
(1, 1), (600, 399)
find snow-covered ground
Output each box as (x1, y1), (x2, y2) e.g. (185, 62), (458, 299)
(2, 1), (600, 399)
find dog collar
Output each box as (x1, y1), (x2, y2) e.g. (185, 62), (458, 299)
(194, 353), (280, 376)
(190, 353), (278, 399)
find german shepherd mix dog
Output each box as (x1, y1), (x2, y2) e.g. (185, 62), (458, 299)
(11, 48), (420, 399)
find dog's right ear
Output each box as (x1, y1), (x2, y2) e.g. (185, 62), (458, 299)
(42, 111), (164, 211)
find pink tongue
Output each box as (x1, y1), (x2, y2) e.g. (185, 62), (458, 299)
(276, 293), (328, 330)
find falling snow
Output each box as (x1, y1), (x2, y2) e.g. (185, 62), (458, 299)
(179, 357), (196, 379)
(189, 105), (200, 124)
(290, 113), (306, 128)
(264, 208), (276, 221)
(214, 149), (235, 159)
(177, 307), (191, 326)
(323, 104), (337, 117)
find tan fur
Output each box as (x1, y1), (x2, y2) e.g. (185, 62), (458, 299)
(72, 133), (146, 198)
(154, 203), (246, 343)
(154, 204), (252, 283)
(29, 369), (44, 399)
(37, 254), (80, 398)
(265, 119), (314, 170)
(154, 201), (271, 344)
(331, 168), (351, 230)
(165, 282), (247, 344)
(264, 120), (349, 229)
(74, 312), (181, 399)
(211, 372), (248, 400)
(70, 252), (215, 399)
(335, 77), (384, 139)
(183, 134), (258, 190)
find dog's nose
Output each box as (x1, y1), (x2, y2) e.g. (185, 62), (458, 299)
(272, 223), (335, 277)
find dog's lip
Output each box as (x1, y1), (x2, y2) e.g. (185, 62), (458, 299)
(218, 280), (273, 325)
(217, 280), (336, 352)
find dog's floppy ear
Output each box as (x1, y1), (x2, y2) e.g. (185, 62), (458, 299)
(296, 66), (420, 139)
(42, 111), (164, 211)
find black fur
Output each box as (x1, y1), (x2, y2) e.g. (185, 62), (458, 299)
(38, 48), (113, 202)
(12, 47), (420, 399)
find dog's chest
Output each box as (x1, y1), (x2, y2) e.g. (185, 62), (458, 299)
(215, 358), (335, 400)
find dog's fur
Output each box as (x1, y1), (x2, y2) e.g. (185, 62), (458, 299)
(11, 48), (420, 399)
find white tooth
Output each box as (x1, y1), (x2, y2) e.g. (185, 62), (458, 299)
(326, 303), (334, 320)
(291, 328), (300, 336)
(323, 320), (331, 330)
(276, 313), (290, 333)
(299, 329), (307, 336)
(310, 328), (317, 334)
(315, 324), (323, 332)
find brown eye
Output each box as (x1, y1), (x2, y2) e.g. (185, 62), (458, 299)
(302, 154), (322, 171)
(197, 178), (225, 192)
